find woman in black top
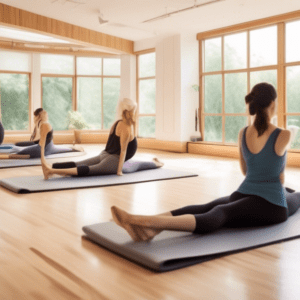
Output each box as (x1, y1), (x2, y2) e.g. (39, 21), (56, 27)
(42, 98), (163, 179)
(0, 108), (80, 159)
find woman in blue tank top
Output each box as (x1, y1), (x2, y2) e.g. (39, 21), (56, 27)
(42, 98), (164, 179)
(110, 83), (300, 242)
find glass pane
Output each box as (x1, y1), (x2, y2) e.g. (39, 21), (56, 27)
(0, 51), (31, 72)
(287, 116), (300, 150)
(250, 70), (277, 90)
(286, 66), (300, 113)
(103, 58), (120, 76)
(204, 116), (222, 142)
(41, 54), (74, 75)
(77, 78), (101, 129)
(42, 77), (72, 130)
(103, 78), (120, 129)
(77, 57), (102, 75)
(0, 73), (29, 130)
(225, 73), (247, 113)
(250, 26), (277, 67)
(139, 53), (155, 78)
(204, 37), (221, 72)
(139, 79), (156, 114)
(139, 116), (155, 138)
(286, 20), (300, 63)
(224, 32), (247, 70)
(225, 116), (247, 143)
(204, 75), (222, 113)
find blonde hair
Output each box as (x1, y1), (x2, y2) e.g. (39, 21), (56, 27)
(115, 98), (137, 121)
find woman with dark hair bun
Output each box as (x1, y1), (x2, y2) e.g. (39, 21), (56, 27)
(110, 83), (300, 242)
(0, 108), (81, 159)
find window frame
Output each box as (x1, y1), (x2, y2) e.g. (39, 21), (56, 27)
(41, 54), (121, 132)
(136, 49), (156, 138)
(198, 18), (300, 153)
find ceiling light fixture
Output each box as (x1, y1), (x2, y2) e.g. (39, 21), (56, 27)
(142, 0), (225, 23)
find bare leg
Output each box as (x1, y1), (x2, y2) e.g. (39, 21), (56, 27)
(0, 154), (30, 159)
(111, 206), (196, 241)
(152, 157), (164, 168)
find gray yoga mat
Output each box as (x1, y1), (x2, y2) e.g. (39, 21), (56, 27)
(0, 150), (86, 169)
(0, 169), (197, 193)
(82, 207), (300, 272)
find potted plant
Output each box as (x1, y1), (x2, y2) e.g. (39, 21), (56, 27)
(67, 111), (90, 144)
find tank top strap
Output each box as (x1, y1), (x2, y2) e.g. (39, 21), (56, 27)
(113, 120), (121, 135)
(267, 128), (282, 153)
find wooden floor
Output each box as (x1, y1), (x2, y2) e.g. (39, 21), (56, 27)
(1, 145), (300, 300)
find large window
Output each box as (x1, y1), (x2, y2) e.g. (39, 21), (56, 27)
(137, 51), (156, 138)
(200, 21), (300, 150)
(0, 51), (31, 131)
(41, 54), (120, 131)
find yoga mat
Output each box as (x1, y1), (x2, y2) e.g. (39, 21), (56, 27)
(0, 169), (197, 193)
(82, 208), (300, 272)
(0, 150), (86, 169)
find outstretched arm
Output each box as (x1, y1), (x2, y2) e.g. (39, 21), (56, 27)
(39, 123), (52, 162)
(117, 126), (130, 176)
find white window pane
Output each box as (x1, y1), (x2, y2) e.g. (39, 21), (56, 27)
(139, 53), (155, 78)
(139, 79), (155, 114)
(225, 73), (247, 113)
(77, 78), (102, 129)
(41, 54), (74, 75)
(286, 66), (300, 113)
(139, 116), (155, 138)
(250, 26), (277, 67)
(204, 75), (222, 113)
(103, 78), (120, 129)
(77, 57), (102, 75)
(103, 58), (120, 76)
(204, 116), (222, 142)
(250, 70), (277, 90)
(204, 37), (221, 72)
(287, 116), (300, 149)
(0, 51), (31, 72)
(42, 77), (73, 130)
(224, 32), (247, 70)
(225, 116), (247, 143)
(286, 20), (300, 63)
(0, 73), (29, 130)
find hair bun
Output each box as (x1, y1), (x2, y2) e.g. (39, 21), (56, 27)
(249, 101), (256, 115)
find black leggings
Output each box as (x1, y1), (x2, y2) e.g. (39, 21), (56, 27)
(171, 190), (300, 234)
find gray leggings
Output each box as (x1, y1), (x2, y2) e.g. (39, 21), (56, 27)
(52, 150), (158, 176)
(11, 141), (74, 158)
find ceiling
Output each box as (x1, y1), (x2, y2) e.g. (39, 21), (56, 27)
(1, 0), (300, 48)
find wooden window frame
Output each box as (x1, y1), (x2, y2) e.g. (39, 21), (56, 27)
(136, 49), (156, 138)
(41, 54), (121, 132)
(198, 11), (300, 153)
(0, 70), (32, 134)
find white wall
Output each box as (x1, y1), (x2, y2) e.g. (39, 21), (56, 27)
(120, 54), (136, 102)
(134, 33), (199, 142)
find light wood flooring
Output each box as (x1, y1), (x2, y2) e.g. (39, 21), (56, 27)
(0, 145), (300, 300)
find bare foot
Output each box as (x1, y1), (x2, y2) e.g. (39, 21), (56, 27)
(153, 157), (164, 168)
(111, 206), (141, 241)
(111, 206), (162, 242)
(72, 145), (84, 152)
(41, 161), (54, 180)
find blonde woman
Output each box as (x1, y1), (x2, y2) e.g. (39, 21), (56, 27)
(42, 98), (163, 179)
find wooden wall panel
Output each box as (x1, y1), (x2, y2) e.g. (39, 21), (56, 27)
(0, 3), (133, 54)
